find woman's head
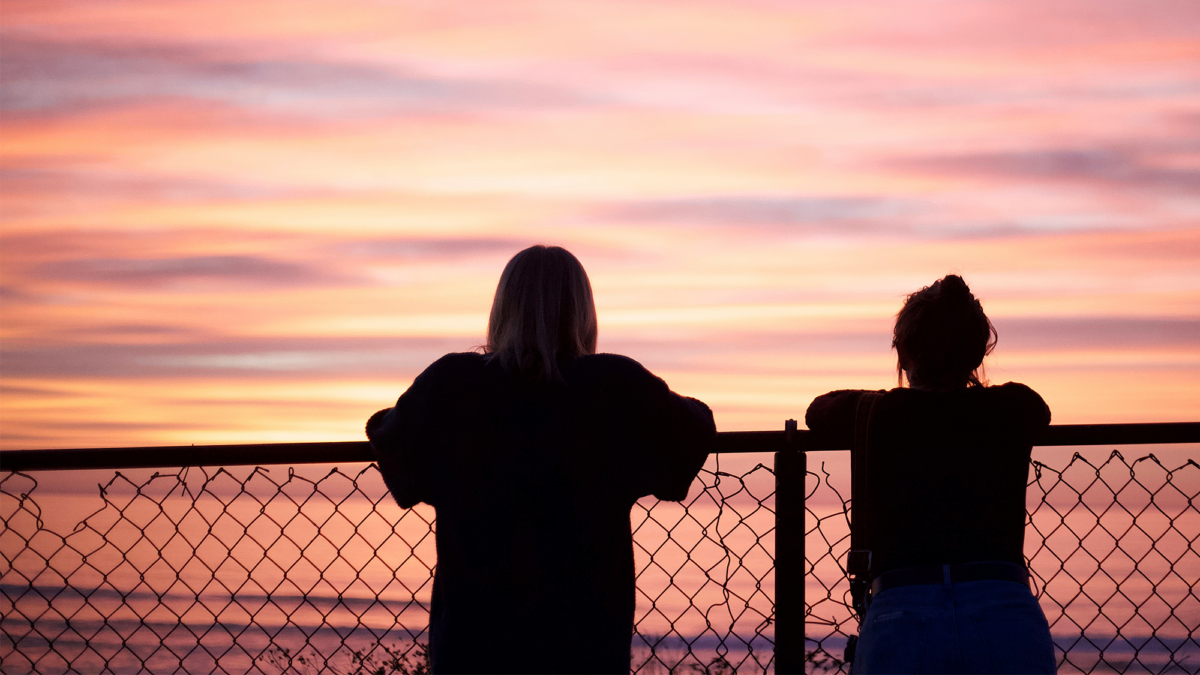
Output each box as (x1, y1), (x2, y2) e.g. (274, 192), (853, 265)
(892, 274), (997, 389)
(486, 245), (598, 382)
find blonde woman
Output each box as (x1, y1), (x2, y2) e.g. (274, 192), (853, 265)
(367, 245), (715, 673)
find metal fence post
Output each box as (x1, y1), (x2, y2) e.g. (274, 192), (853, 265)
(775, 418), (806, 674)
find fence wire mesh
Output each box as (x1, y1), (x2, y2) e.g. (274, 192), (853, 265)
(0, 459), (775, 674)
(804, 451), (1200, 674)
(1, 450), (1197, 674)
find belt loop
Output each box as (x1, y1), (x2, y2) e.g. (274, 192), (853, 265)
(942, 564), (951, 586)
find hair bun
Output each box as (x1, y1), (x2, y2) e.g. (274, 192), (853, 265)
(938, 274), (971, 299)
(894, 273), (996, 388)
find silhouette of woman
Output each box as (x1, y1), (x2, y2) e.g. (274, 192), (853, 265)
(367, 245), (715, 674)
(806, 275), (1055, 674)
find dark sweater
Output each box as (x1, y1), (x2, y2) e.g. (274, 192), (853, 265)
(805, 383), (1050, 576)
(366, 352), (715, 674)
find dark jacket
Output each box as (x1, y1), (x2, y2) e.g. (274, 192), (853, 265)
(366, 352), (715, 674)
(805, 383), (1050, 576)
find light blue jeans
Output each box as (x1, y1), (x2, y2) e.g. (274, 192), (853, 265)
(851, 571), (1056, 674)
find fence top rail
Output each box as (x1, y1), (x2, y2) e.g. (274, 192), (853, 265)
(1, 422), (1196, 472)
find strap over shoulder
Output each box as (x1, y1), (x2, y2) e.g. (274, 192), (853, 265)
(848, 391), (883, 618)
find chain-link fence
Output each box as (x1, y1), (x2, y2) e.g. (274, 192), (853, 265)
(804, 450), (1200, 674)
(2, 450), (1198, 674)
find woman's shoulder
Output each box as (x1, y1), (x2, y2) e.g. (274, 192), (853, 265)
(566, 354), (677, 400)
(811, 388), (889, 408)
(978, 382), (1052, 426)
(428, 351), (487, 369)
(412, 351), (488, 386)
(873, 383), (1049, 427)
(806, 389), (887, 432)
(996, 379), (1050, 402)
(981, 381), (1044, 403)
(572, 353), (655, 379)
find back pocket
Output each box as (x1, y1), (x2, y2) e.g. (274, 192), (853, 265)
(853, 610), (929, 674)
(968, 601), (1055, 674)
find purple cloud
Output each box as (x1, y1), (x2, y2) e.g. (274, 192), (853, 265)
(600, 195), (915, 229)
(34, 255), (360, 289)
(338, 237), (529, 260)
(993, 317), (1200, 352)
(0, 336), (464, 379)
(0, 167), (303, 204)
(0, 36), (585, 119)
(900, 147), (1200, 192)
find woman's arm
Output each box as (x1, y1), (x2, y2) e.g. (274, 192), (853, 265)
(995, 382), (1051, 433)
(366, 354), (473, 508)
(367, 392), (434, 509)
(646, 391), (717, 501)
(592, 355), (716, 502)
(805, 389), (876, 448)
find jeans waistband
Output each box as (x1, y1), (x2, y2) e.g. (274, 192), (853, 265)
(869, 561), (1029, 597)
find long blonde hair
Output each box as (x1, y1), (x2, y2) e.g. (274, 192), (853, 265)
(485, 245), (598, 382)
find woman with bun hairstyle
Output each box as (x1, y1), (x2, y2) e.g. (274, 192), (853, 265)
(366, 245), (715, 674)
(806, 275), (1055, 674)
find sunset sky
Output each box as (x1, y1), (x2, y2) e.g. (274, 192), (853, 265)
(2, 0), (1198, 450)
